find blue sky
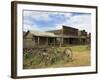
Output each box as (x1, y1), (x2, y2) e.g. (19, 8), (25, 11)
(23, 10), (91, 33)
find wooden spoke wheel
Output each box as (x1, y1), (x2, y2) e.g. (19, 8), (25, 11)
(63, 48), (73, 62)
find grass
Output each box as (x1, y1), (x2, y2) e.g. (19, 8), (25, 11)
(23, 45), (90, 69)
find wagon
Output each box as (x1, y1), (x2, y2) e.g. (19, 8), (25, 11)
(40, 46), (73, 65)
(23, 45), (73, 66)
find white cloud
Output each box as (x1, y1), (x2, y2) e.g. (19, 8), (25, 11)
(23, 11), (72, 22)
(23, 19), (40, 31)
(23, 24), (40, 32)
(24, 11), (51, 21)
(32, 13), (50, 21)
(63, 14), (91, 33)
(64, 13), (73, 18)
(51, 13), (73, 30)
(23, 11), (32, 16)
(23, 10), (91, 33)
(55, 26), (62, 29)
(54, 13), (91, 33)
(55, 24), (62, 30)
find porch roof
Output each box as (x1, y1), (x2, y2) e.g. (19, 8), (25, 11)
(29, 30), (86, 39)
(30, 30), (57, 37)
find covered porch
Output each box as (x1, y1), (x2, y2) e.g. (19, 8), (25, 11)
(33, 36), (87, 47)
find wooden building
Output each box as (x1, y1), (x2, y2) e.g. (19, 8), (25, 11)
(23, 30), (57, 48)
(48, 25), (87, 45)
(23, 25), (89, 48)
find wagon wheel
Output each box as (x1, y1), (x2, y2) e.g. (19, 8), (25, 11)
(63, 48), (73, 62)
(44, 54), (52, 65)
(44, 47), (57, 65)
(39, 49), (51, 65)
(45, 48), (57, 65)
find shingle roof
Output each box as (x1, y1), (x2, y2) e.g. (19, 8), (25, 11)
(30, 30), (56, 37)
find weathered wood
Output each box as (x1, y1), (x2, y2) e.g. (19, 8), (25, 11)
(46, 37), (48, 46)
(37, 37), (40, 46)
(54, 38), (56, 46)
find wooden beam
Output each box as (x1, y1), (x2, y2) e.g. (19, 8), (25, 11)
(59, 37), (62, 47)
(37, 37), (40, 46)
(54, 38), (56, 47)
(33, 36), (35, 46)
(46, 37), (48, 46)
(62, 37), (64, 45)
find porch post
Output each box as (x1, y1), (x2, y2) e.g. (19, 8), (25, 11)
(54, 38), (56, 46)
(37, 37), (40, 46)
(59, 37), (62, 47)
(68, 38), (70, 44)
(46, 37), (48, 46)
(62, 37), (64, 45)
(34, 36), (35, 46)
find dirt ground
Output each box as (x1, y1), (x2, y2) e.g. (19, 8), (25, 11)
(23, 45), (91, 69)
(51, 51), (90, 67)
